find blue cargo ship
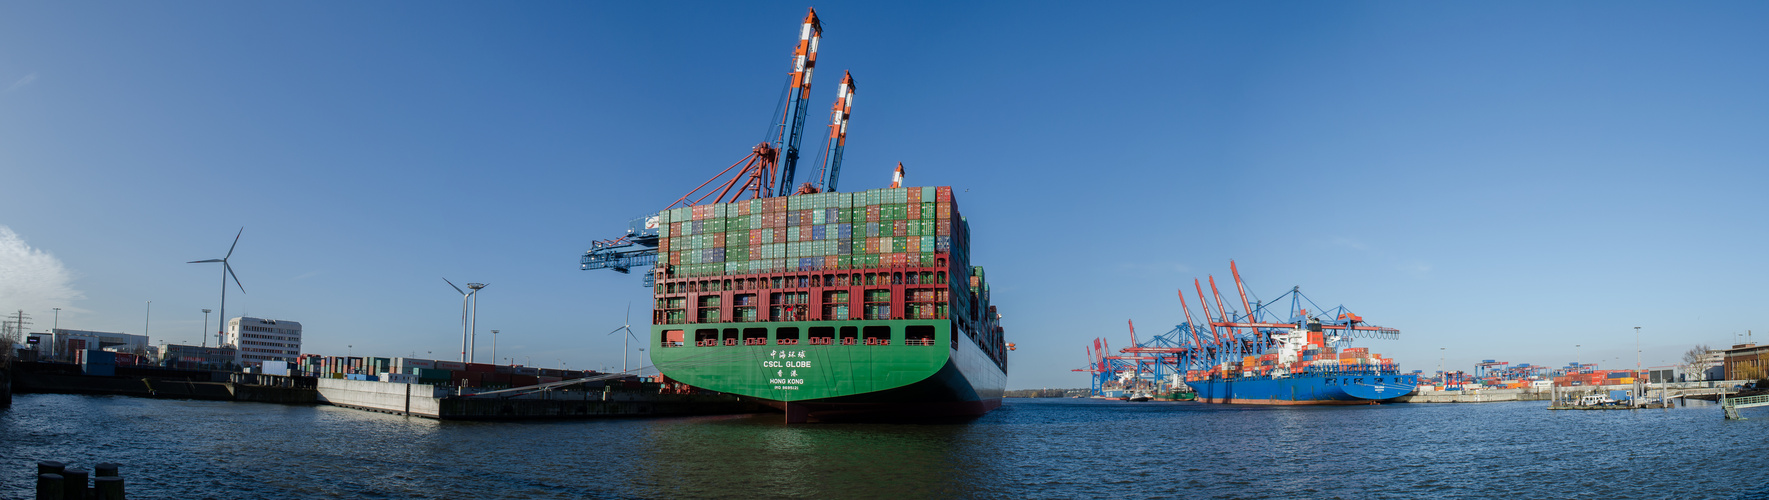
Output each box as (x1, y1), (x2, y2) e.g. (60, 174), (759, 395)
(1189, 319), (1417, 405)
(1191, 372), (1418, 405)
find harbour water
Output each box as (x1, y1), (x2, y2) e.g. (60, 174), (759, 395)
(4, 394), (1769, 499)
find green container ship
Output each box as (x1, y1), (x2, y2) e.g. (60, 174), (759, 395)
(580, 10), (1006, 423)
(642, 186), (1007, 422)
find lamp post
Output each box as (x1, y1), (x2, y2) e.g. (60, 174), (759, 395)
(1439, 347), (1445, 386)
(638, 348), (648, 374)
(1634, 326), (1642, 378)
(491, 330), (500, 366)
(144, 301), (152, 338)
(51, 307), (60, 332)
(202, 309), (212, 348)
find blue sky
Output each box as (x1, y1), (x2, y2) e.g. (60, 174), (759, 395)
(3, 2), (1766, 388)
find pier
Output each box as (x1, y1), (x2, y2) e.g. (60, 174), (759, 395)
(1721, 394), (1769, 419)
(6, 360), (766, 420)
(315, 377), (767, 420)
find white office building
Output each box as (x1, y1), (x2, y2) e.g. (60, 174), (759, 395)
(225, 317), (303, 368)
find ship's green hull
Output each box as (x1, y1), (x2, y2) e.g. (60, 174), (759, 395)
(651, 319), (1005, 420)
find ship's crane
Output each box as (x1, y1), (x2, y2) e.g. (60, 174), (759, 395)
(580, 9), (855, 283)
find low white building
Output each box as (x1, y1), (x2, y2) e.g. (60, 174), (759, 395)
(225, 317), (303, 368)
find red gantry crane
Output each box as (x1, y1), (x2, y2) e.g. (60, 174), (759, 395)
(1083, 261), (1405, 395)
(580, 9), (865, 282)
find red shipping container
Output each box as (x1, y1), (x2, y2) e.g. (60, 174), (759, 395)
(466, 363), (495, 373)
(737, 202), (751, 216)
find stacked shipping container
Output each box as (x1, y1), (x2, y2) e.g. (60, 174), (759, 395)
(1184, 346), (1400, 383)
(650, 186), (1008, 369)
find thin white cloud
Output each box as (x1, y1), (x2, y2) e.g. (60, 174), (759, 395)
(0, 225), (85, 323)
(5, 72), (37, 92)
(1397, 261), (1433, 276)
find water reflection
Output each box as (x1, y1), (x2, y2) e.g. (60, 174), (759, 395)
(632, 415), (984, 498)
(6, 395), (1769, 498)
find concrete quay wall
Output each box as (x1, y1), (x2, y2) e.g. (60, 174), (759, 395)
(1397, 380), (1748, 403)
(1397, 388), (1550, 403)
(315, 378), (445, 417)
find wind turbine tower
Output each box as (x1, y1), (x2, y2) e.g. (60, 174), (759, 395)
(188, 228), (246, 347)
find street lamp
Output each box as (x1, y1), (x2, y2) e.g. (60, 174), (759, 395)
(144, 300), (152, 338)
(1634, 326), (1642, 377)
(1439, 347), (1445, 386)
(491, 330), (500, 366)
(51, 307), (60, 332)
(1576, 344), (1582, 372)
(202, 309), (212, 347)
(638, 348), (648, 373)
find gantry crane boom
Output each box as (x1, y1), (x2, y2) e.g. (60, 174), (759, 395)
(815, 71), (855, 192)
(582, 9), (837, 282)
(775, 8), (823, 195)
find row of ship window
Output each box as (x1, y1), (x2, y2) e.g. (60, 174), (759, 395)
(660, 270), (948, 294)
(661, 325), (940, 348)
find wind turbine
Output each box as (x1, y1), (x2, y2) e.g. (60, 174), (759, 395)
(444, 278), (487, 364)
(607, 303), (638, 373)
(188, 228), (246, 347)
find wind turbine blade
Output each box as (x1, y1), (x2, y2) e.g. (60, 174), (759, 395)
(625, 327), (639, 341)
(188, 259), (223, 264)
(607, 326), (626, 335)
(225, 227), (243, 259)
(227, 263), (246, 294)
(625, 302), (632, 325)
(443, 277), (465, 295)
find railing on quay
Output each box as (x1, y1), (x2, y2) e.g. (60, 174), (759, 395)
(226, 372), (318, 390)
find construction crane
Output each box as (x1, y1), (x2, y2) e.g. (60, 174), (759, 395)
(580, 9), (854, 283)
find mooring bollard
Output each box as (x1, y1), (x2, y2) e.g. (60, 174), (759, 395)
(94, 476), (125, 500)
(95, 462), (119, 477)
(59, 467), (88, 500)
(37, 461), (66, 476)
(36, 473), (64, 500)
